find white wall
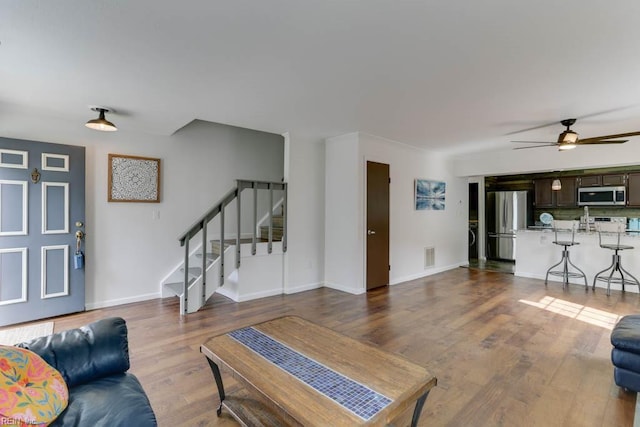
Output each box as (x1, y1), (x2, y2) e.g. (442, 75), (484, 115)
(324, 133), (362, 292)
(324, 132), (468, 294)
(282, 132), (325, 294)
(4, 120), (284, 309)
(359, 133), (468, 284)
(219, 242), (285, 302)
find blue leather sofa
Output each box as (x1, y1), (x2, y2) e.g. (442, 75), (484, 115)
(611, 314), (640, 392)
(17, 317), (157, 426)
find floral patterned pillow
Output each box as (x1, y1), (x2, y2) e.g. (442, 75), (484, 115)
(0, 345), (68, 426)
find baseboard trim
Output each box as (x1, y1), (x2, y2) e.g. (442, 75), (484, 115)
(215, 286), (238, 301)
(86, 292), (161, 310)
(216, 281), (325, 302)
(323, 281), (365, 295)
(236, 288), (283, 302)
(391, 262), (466, 285)
(215, 286), (283, 303)
(284, 281), (323, 295)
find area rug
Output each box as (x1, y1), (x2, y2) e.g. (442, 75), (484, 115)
(0, 321), (54, 345)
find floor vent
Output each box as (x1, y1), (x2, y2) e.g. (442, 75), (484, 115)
(424, 247), (435, 268)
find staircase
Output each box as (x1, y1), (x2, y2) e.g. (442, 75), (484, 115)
(160, 245), (227, 314)
(259, 213), (284, 241)
(161, 180), (287, 315)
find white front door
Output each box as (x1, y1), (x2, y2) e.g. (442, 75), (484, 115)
(0, 137), (85, 326)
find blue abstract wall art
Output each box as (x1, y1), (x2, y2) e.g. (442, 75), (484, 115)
(415, 179), (446, 210)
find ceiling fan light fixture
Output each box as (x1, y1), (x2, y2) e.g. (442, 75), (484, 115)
(559, 130), (578, 144)
(85, 107), (117, 132)
(551, 179), (562, 191)
(558, 142), (577, 151)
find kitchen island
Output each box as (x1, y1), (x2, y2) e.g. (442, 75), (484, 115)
(515, 228), (640, 293)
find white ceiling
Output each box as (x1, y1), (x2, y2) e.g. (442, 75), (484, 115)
(3, 0), (640, 155)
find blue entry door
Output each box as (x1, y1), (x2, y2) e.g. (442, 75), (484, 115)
(0, 137), (85, 327)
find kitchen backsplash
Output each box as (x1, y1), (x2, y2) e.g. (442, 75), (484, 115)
(533, 207), (640, 222)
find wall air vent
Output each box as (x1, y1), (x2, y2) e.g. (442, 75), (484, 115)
(424, 247), (435, 268)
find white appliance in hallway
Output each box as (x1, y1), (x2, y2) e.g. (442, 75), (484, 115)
(486, 191), (529, 261)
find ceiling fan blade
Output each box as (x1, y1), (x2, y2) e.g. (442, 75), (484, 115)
(579, 139), (628, 145)
(579, 131), (640, 143)
(513, 144), (557, 150)
(504, 122), (561, 136)
(511, 140), (556, 144)
(504, 106), (636, 136)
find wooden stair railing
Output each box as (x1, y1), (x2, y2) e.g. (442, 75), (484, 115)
(176, 179), (287, 315)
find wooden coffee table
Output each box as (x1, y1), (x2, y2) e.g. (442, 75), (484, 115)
(201, 316), (437, 426)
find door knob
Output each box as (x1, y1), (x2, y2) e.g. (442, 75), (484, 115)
(367, 229), (376, 235)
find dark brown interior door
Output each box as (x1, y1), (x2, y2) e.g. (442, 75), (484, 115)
(366, 161), (390, 290)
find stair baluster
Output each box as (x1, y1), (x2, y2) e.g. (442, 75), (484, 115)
(282, 183), (288, 252)
(236, 186), (241, 269)
(171, 180), (287, 316)
(219, 203), (225, 287)
(183, 238), (189, 315)
(252, 184), (257, 256)
(268, 182), (273, 254)
(201, 220), (208, 306)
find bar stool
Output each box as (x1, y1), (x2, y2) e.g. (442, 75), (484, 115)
(545, 220), (588, 290)
(593, 222), (640, 296)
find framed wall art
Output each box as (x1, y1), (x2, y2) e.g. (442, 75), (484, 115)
(415, 179), (445, 211)
(108, 154), (161, 202)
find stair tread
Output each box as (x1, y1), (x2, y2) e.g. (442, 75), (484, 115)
(165, 282), (185, 297)
(179, 266), (202, 275)
(210, 238), (254, 245)
(259, 225), (284, 242)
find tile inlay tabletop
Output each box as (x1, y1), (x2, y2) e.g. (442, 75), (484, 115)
(229, 326), (392, 421)
(201, 316), (437, 426)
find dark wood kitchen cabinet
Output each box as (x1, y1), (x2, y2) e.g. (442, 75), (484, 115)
(534, 177), (577, 207)
(579, 174), (625, 187)
(556, 177), (577, 207)
(627, 173), (640, 207)
(579, 175), (602, 187)
(602, 174), (626, 186)
(534, 178), (553, 208)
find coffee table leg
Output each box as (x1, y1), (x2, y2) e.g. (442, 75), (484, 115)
(411, 390), (430, 427)
(205, 358), (226, 416)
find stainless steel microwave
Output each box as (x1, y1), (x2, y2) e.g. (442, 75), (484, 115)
(578, 186), (626, 206)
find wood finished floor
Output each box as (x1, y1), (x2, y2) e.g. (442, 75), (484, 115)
(28, 268), (640, 426)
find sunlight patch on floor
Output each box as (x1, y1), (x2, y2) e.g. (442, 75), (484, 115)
(519, 296), (621, 330)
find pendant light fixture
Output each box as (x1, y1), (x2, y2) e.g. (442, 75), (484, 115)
(551, 178), (562, 191)
(85, 107), (117, 132)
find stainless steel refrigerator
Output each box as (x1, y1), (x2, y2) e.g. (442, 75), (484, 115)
(486, 191), (529, 261)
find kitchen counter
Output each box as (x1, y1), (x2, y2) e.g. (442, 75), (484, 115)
(524, 227), (640, 235)
(515, 229), (640, 293)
